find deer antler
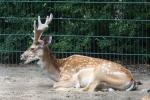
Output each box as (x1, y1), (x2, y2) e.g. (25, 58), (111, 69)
(33, 13), (53, 42)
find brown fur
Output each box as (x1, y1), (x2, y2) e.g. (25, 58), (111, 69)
(21, 13), (136, 92)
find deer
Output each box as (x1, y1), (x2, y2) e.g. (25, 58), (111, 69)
(20, 13), (138, 92)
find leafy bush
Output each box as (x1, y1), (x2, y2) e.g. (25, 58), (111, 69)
(0, 0), (149, 64)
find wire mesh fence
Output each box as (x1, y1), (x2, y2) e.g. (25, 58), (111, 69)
(0, 0), (149, 64)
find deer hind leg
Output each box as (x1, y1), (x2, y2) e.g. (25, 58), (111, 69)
(96, 82), (115, 92)
(81, 81), (115, 92)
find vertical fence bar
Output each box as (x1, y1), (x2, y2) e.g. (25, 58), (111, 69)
(0, 1), (149, 65)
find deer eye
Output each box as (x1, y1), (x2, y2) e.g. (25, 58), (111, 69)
(37, 46), (42, 49)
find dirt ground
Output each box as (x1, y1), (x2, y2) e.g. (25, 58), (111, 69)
(0, 64), (150, 100)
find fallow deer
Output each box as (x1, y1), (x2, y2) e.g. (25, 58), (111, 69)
(20, 13), (137, 92)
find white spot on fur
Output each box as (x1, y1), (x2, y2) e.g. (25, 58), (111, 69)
(108, 62), (111, 68)
(101, 63), (109, 74)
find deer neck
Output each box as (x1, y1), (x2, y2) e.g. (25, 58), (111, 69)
(38, 46), (60, 82)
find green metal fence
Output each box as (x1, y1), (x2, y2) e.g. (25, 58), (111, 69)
(0, 0), (150, 64)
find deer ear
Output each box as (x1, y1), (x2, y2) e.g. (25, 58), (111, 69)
(43, 36), (52, 45)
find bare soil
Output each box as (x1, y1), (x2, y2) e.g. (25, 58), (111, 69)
(0, 64), (150, 100)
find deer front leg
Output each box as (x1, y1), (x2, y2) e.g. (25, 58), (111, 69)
(53, 80), (81, 92)
(53, 80), (75, 89)
(82, 81), (99, 92)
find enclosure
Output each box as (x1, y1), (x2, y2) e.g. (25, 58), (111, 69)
(0, 0), (150, 100)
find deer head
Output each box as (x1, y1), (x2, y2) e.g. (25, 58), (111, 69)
(20, 14), (53, 64)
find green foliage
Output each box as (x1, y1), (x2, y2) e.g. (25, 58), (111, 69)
(109, 21), (137, 36)
(0, 0), (149, 64)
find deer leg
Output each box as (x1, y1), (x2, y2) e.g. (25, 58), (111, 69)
(82, 81), (99, 92)
(53, 80), (75, 88)
(81, 81), (115, 92)
(55, 87), (77, 91)
(53, 80), (81, 92)
(96, 82), (115, 92)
